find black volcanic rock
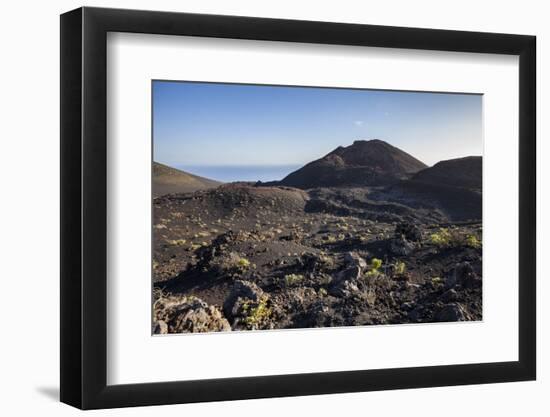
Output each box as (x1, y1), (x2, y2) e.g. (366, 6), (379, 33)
(278, 139), (427, 189)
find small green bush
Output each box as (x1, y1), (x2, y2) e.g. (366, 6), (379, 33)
(430, 228), (452, 247)
(364, 258), (383, 279)
(365, 269), (380, 278)
(394, 260), (406, 275)
(429, 228), (482, 250)
(371, 258), (383, 270)
(465, 234), (481, 248)
(242, 295), (271, 327)
(284, 273), (304, 286)
(237, 258), (250, 268)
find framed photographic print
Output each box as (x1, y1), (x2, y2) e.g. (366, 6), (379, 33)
(60, 6), (536, 409)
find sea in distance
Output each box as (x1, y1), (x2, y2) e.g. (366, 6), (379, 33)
(174, 164), (301, 183)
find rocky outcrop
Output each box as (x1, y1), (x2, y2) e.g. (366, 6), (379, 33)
(329, 252), (368, 297)
(445, 262), (481, 289)
(223, 281), (273, 330)
(153, 295), (230, 333)
(435, 303), (470, 322)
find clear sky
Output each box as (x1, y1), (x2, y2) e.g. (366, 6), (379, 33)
(153, 81), (482, 176)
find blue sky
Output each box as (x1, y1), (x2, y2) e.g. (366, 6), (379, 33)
(153, 81), (482, 174)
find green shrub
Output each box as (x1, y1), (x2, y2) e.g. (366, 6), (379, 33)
(284, 273), (304, 286)
(394, 260), (406, 275)
(365, 269), (380, 278)
(364, 258), (383, 279)
(242, 295), (271, 327)
(430, 228), (452, 247)
(430, 228), (481, 250)
(371, 258), (383, 270)
(465, 234), (481, 248)
(237, 258), (250, 268)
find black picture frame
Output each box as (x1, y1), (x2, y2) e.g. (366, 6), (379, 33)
(60, 6), (536, 410)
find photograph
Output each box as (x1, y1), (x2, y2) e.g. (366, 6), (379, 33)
(52, 3), (539, 412)
(151, 81), (483, 334)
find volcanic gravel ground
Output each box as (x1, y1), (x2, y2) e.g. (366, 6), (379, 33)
(152, 184), (482, 334)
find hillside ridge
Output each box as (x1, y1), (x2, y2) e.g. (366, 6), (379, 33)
(277, 139), (428, 189)
(153, 161), (222, 197)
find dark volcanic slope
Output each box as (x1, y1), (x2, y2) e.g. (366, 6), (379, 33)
(278, 139), (427, 189)
(153, 162), (222, 197)
(412, 156), (482, 190)
(375, 156), (482, 222)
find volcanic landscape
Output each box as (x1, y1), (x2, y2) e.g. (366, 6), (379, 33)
(152, 139), (482, 334)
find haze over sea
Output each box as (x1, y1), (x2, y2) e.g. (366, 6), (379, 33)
(175, 164), (301, 183)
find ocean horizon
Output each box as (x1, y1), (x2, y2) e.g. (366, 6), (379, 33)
(173, 164), (301, 183)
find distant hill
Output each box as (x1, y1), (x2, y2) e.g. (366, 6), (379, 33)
(153, 162), (222, 197)
(379, 156), (482, 221)
(411, 156), (482, 190)
(277, 139), (427, 189)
